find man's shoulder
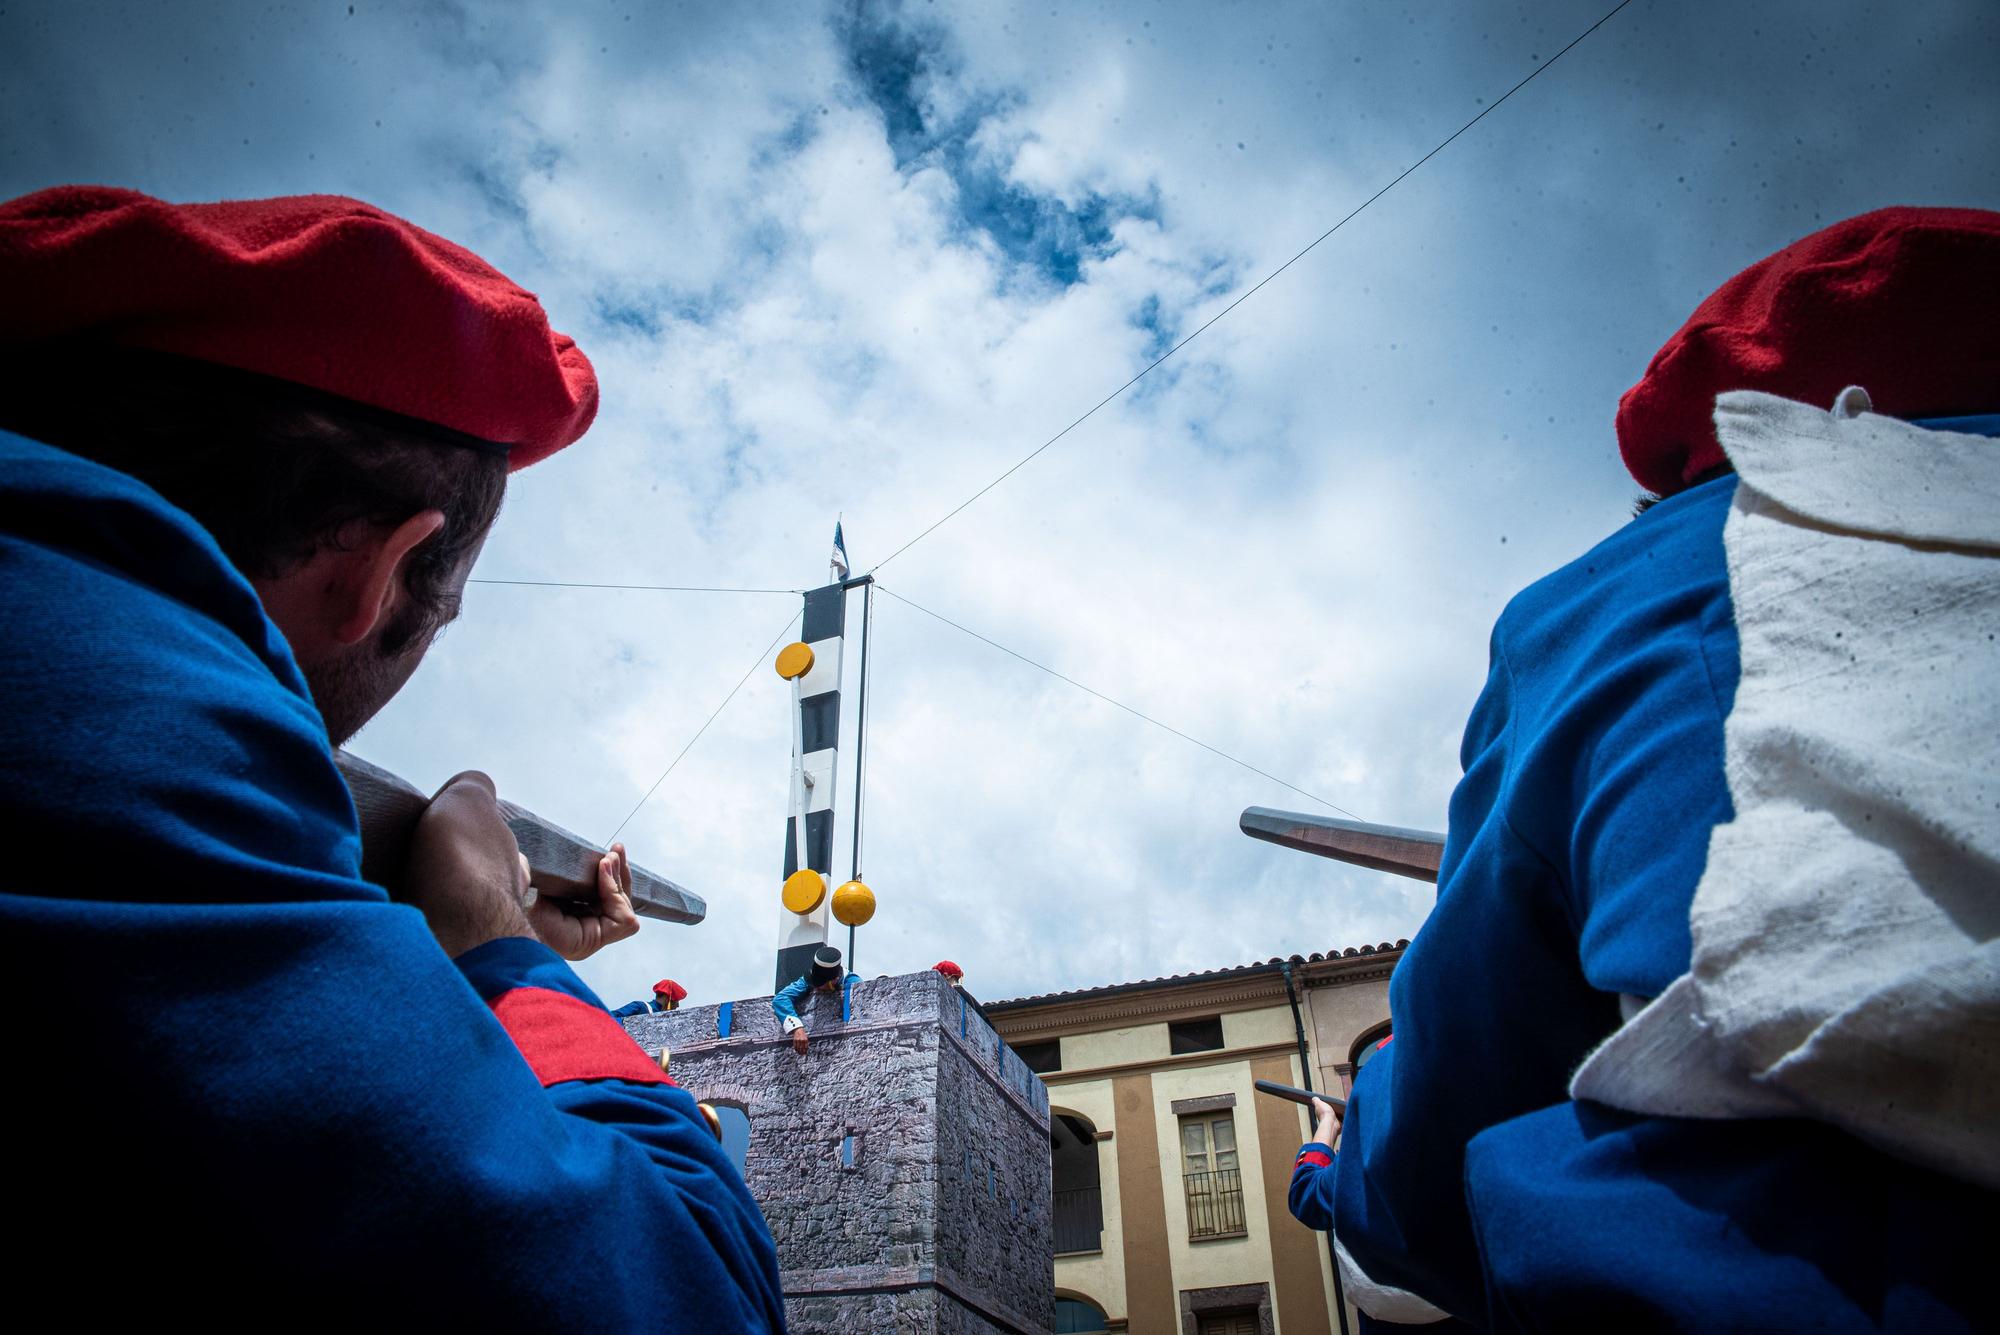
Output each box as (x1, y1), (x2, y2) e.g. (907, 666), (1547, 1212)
(1495, 474), (1738, 659)
(0, 430), (362, 898)
(2, 426), (191, 518)
(0, 428), (301, 681)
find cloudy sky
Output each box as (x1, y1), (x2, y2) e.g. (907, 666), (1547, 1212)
(5, 0), (1995, 1008)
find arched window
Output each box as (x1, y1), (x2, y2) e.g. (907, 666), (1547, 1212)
(1050, 1110), (1104, 1255)
(1055, 1296), (1109, 1333)
(1351, 1023), (1392, 1073)
(712, 1104), (751, 1174)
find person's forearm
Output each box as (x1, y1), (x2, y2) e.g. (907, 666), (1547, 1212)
(771, 977), (807, 1031)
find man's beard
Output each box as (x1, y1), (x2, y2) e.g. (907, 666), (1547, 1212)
(301, 604), (437, 748)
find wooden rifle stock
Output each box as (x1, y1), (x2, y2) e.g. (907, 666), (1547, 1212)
(334, 750), (706, 925)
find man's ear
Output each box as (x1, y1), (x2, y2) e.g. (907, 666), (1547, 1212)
(332, 509), (447, 646)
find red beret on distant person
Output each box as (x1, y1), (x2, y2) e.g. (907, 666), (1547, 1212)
(0, 185), (598, 470)
(651, 980), (687, 1003)
(933, 961), (963, 981)
(1617, 206), (2000, 496)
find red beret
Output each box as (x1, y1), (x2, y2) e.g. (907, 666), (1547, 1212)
(0, 185), (597, 470)
(651, 979), (687, 1002)
(1617, 206), (2000, 496)
(932, 960), (963, 980)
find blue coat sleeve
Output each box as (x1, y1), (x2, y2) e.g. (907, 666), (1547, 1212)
(0, 436), (784, 1328)
(1330, 488), (1743, 1318)
(610, 998), (651, 1018)
(772, 975), (810, 1028)
(1287, 1142), (1337, 1232)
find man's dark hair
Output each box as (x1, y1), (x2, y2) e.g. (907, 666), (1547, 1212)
(1631, 463), (1736, 519)
(0, 347), (506, 656)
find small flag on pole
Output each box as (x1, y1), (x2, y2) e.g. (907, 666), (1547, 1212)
(830, 521), (850, 581)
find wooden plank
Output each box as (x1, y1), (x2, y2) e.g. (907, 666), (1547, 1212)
(335, 750), (705, 925)
(1238, 806), (1444, 883)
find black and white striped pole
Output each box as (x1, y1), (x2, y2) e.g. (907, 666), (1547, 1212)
(772, 541), (877, 992)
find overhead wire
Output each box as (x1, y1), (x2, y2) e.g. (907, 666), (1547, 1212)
(579, 0), (1637, 834)
(875, 584), (1363, 821)
(604, 609), (803, 844)
(868, 0), (1637, 575)
(470, 578), (797, 594)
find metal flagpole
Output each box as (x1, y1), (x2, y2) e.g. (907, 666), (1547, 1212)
(847, 575), (873, 973)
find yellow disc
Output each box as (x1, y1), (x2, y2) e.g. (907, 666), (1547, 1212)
(831, 879), (877, 927)
(782, 868), (827, 914)
(657, 1044), (671, 1074)
(774, 642), (816, 680)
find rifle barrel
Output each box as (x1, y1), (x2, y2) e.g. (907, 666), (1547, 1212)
(1254, 1078), (1344, 1112)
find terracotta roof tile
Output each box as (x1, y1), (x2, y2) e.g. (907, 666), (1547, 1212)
(984, 939), (1410, 1010)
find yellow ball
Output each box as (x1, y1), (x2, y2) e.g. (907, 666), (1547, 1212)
(774, 642), (816, 680)
(782, 868), (827, 915)
(831, 879), (876, 926)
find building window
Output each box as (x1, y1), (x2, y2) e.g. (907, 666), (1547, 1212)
(712, 1105), (751, 1174)
(1353, 1022), (1392, 1072)
(1015, 1039), (1062, 1073)
(1168, 1016), (1225, 1054)
(1179, 1111), (1246, 1238)
(1181, 1282), (1273, 1335)
(1051, 1112), (1103, 1254)
(1054, 1297), (1109, 1333)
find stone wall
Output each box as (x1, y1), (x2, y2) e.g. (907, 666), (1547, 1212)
(625, 971), (1053, 1334)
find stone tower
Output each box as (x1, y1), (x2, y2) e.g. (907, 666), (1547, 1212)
(623, 969), (1055, 1334)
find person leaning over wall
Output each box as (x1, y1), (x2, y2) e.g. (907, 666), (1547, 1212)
(0, 186), (784, 1330)
(1288, 206), (2000, 1333)
(774, 945), (847, 1053)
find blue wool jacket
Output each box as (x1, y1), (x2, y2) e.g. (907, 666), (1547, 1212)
(771, 974), (814, 1028)
(0, 431), (785, 1329)
(1289, 471), (1992, 1331)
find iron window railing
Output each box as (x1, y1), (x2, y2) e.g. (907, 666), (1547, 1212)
(1183, 1168), (1246, 1238)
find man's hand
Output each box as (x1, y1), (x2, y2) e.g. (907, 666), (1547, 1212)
(528, 841), (642, 961)
(1310, 1096), (1343, 1149)
(404, 771), (536, 958)
(791, 1028), (809, 1055)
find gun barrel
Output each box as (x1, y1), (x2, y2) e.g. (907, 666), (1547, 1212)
(1254, 1078), (1345, 1112)
(334, 749), (706, 925)
(1240, 806), (1444, 882)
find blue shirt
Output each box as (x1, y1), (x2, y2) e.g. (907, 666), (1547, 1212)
(0, 430), (784, 1328)
(1291, 473), (1992, 1330)
(772, 974), (814, 1028)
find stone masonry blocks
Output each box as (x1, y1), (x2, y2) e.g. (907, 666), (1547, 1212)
(624, 971), (1053, 1334)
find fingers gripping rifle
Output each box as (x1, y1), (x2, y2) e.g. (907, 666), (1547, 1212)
(334, 750), (706, 925)
(1254, 1078), (1345, 1113)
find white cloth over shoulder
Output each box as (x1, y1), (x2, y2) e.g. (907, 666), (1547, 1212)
(1572, 388), (2000, 1189)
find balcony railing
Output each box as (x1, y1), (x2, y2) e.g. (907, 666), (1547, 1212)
(1183, 1168), (1246, 1238)
(1054, 1185), (1103, 1253)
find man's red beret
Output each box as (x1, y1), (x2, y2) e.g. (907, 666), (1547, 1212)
(0, 185), (597, 470)
(651, 979), (687, 1002)
(1617, 206), (2000, 496)
(932, 960), (963, 980)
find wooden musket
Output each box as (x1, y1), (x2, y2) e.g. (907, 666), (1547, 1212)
(335, 750), (705, 925)
(1239, 806), (1445, 883)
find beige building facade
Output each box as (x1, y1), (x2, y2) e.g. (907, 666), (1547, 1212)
(985, 941), (1405, 1335)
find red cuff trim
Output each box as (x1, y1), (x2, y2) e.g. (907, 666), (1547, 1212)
(1295, 1149), (1333, 1170)
(489, 987), (674, 1088)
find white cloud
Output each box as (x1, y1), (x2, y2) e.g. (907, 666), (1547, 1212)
(4, 0), (1996, 1009)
